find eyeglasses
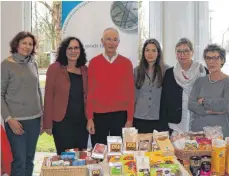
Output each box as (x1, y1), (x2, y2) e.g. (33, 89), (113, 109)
(67, 46), (80, 51)
(176, 49), (191, 55)
(103, 37), (119, 43)
(204, 56), (220, 61)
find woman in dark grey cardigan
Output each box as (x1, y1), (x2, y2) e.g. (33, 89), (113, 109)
(134, 38), (169, 133)
(1, 32), (43, 176)
(189, 44), (229, 137)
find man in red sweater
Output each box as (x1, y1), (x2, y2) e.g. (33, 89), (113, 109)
(87, 27), (135, 146)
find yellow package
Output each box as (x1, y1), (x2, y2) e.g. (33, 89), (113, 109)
(122, 154), (135, 161)
(145, 151), (162, 158)
(211, 139), (226, 175)
(226, 137), (229, 174)
(123, 160), (137, 175)
(156, 137), (174, 155)
(145, 151), (163, 166)
(108, 155), (122, 162)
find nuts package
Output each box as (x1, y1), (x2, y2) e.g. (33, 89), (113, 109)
(87, 164), (103, 176)
(138, 133), (153, 151)
(107, 136), (123, 156)
(122, 128), (138, 151)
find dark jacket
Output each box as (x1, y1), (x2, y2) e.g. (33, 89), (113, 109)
(43, 62), (88, 129)
(159, 67), (209, 124)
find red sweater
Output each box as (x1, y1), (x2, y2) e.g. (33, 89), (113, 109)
(1, 126), (13, 175)
(87, 54), (134, 121)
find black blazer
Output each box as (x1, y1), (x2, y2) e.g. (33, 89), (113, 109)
(159, 67), (209, 124)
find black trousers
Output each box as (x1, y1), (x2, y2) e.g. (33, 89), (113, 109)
(91, 111), (127, 147)
(133, 118), (169, 133)
(52, 117), (89, 155)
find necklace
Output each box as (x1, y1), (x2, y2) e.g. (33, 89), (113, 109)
(208, 73), (223, 84)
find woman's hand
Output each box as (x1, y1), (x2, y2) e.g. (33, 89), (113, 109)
(207, 110), (225, 115)
(87, 119), (95, 134)
(197, 98), (204, 105)
(8, 119), (24, 135)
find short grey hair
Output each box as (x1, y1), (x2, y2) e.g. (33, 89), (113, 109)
(102, 27), (120, 39)
(175, 37), (194, 51)
(203, 44), (226, 67)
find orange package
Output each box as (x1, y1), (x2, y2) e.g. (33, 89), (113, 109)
(211, 139), (226, 175)
(226, 137), (229, 174)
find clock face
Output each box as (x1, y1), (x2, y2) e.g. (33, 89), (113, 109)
(110, 1), (138, 31)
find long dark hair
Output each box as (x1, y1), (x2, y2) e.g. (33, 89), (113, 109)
(56, 37), (87, 67)
(135, 38), (165, 89)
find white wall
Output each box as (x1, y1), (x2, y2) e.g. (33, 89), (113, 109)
(149, 1), (209, 67)
(1, 1), (24, 60)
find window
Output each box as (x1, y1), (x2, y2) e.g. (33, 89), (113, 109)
(209, 0), (229, 74)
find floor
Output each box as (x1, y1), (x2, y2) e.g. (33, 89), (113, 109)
(33, 152), (55, 176)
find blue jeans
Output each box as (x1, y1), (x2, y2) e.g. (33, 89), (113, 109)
(5, 118), (40, 176)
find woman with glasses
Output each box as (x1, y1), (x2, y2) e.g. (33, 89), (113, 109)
(160, 38), (208, 133)
(43, 37), (89, 154)
(189, 44), (229, 136)
(134, 38), (169, 133)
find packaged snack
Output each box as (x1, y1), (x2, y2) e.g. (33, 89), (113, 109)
(189, 156), (201, 176)
(122, 153), (135, 161)
(134, 151), (145, 159)
(225, 137), (229, 174)
(153, 131), (174, 155)
(109, 162), (122, 176)
(72, 159), (86, 166)
(107, 136), (123, 156)
(78, 151), (88, 159)
(186, 131), (205, 140)
(170, 130), (186, 150)
(151, 141), (160, 151)
(196, 138), (212, 150)
(136, 156), (150, 176)
(45, 157), (52, 167)
(123, 128), (138, 151)
(204, 126), (223, 140)
(138, 133), (153, 151)
(86, 158), (97, 165)
(184, 140), (199, 150)
(150, 164), (180, 176)
(66, 148), (79, 152)
(52, 160), (64, 166)
(87, 164), (103, 176)
(153, 130), (169, 141)
(63, 161), (70, 166)
(108, 155), (122, 162)
(123, 160), (137, 175)
(211, 139), (226, 175)
(60, 152), (75, 160)
(91, 143), (106, 160)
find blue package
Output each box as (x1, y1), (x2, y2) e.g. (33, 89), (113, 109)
(60, 152), (75, 160)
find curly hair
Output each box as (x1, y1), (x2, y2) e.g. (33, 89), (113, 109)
(56, 37), (87, 67)
(10, 31), (37, 55)
(203, 44), (226, 67)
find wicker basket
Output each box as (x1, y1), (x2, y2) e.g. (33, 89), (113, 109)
(175, 148), (212, 160)
(41, 157), (88, 176)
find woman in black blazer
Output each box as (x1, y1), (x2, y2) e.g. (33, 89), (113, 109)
(160, 38), (208, 133)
